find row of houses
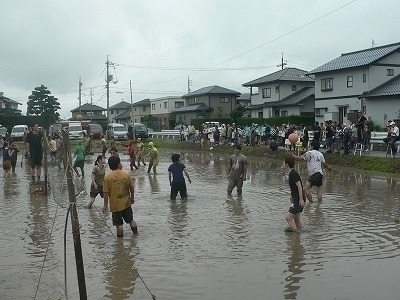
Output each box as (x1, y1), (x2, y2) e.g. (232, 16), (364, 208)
(2, 42), (400, 129)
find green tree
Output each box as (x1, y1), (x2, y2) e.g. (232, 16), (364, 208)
(230, 104), (246, 122)
(27, 85), (60, 124)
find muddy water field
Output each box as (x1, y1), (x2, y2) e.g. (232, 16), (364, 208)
(0, 150), (400, 300)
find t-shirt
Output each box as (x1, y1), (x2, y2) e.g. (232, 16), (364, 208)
(26, 131), (44, 154)
(74, 146), (86, 162)
(103, 170), (134, 213)
(49, 140), (57, 152)
(92, 164), (106, 186)
(168, 162), (186, 182)
(228, 153), (247, 181)
(2, 147), (10, 161)
(302, 150), (325, 176)
(288, 169), (303, 201)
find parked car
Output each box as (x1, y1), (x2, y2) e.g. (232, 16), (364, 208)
(87, 123), (104, 139)
(0, 126), (8, 139)
(107, 123), (128, 140)
(68, 121), (84, 140)
(49, 123), (63, 137)
(127, 123), (149, 140)
(10, 125), (28, 141)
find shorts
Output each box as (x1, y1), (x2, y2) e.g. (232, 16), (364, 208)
(288, 200), (303, 215)
(30, 154), (43, 168)
(227, 178), (244, 195)
(170, 181), (187, 200)
(89, 184), (103, 198)
(73, 159), (84, 168)
(308, 172), (323, 187)
(11, 160), (17, 168)
(112, 206), (134, 226)
(3, 160), (11, 171)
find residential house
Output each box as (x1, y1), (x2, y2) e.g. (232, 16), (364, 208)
(0, 92), (22, 112)
(109, 101), (131, 123)
(179, 85), (241, 124)
(309, 42), (400, 127)
(70, 103), (107, 122)
(150, 96), (184, 129)
(130, 98), (151, 124)
(243, 68), (315, 118)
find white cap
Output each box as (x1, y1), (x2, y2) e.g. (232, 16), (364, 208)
(390, 121), (395, 125)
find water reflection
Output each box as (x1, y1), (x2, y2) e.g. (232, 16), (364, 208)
(168, 199), (189, 255)
(103, 240), (138, 300)
(283, 233), (305, 299)
(148, 174), (160, 193)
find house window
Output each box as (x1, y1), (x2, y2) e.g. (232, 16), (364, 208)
(362, 106), (366, 114)
(151, 104), (155, 110)
(134, 107), (137, 111)
(315, 108), (327, 116)
(111, 109), (114, 114)
(281, 110), (288, 116)
(275, 86), (279, 93)
(292, 85), (297, 91)
(143, 106), (146, 111)
(363, 73), (367, 83)
(347, 76), (353, 88)
(387, 69), (394, 76)
(258, 111), (263, 118)
(159, 104), (161, 108)
(220, 97), (229, 103)
(175, 101), (184, 108)
(262, 88), (271, 98)
(164, 102), (168, 109)
(116, 109), (119, 114)
(321, 78), (333, 91)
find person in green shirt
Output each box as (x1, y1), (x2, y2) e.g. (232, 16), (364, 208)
(146, 141), (159, 174)
(73, 140), (86, 177)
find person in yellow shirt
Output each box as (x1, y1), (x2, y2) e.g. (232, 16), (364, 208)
(102, 156), (138, 237)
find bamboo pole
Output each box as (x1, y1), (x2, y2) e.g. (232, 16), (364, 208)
(62, 129), (87, 300)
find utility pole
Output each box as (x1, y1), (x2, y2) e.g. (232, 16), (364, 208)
(78, 77), (82, 114)
(90, 89), (93, 121)
(62, 129), (87, 300)
(187, 76), (192, 94)
(130, 80), (133, 123)
(106, 56), (110, 124)
(277, 53), (287, 70)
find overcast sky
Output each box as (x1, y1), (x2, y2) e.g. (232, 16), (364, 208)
(1, 0), (399, 119)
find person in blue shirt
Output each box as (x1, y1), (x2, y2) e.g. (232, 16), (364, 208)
(168, 153), (191, 200)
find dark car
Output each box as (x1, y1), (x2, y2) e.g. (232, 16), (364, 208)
(87, 123), (104, 139)
(128, 123), (148, 140)
(0, 127), (8, 139)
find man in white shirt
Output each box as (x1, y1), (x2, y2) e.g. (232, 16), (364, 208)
(383, 121), (400, 154)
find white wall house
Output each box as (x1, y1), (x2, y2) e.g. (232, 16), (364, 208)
(243, 68), (315, 118)
(309, 42), (400, 127)
(109, 101), (131, 123)
(150, 96), (183, 128)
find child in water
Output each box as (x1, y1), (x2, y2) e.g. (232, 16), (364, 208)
(146, 142), (159, 174)
(168, 153), (191, 200)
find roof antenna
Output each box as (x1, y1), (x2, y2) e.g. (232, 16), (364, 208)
(371, 39), (376, 48)
(277, 52), (287, 70)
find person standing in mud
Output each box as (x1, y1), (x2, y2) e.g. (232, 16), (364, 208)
(26, 124), (44, 182)
(87, 155), (106, 209)
(146, 141), (159, 174)
(73, 140), (86, 177)
(136, 138), (146, 166)
(168, 153), (191, 200)
(97, 134), (107, 156)
(102, 155), (138, 237)
(9, 140), (19, 173)
(227, 144), (247, 196)
(288, 139), (332, 202)
(284, 155), (305, 232)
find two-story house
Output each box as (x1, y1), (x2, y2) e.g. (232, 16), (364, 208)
(109, 101), (131, 123)
(309, 42), (400, 127)
(178, 85), (241, 124)
(243, 68), (315, 118)
(130, 98), (151, 123)
(71, 103), (107, 122)
(0, 92), (21, 113)
(150, 96), (183, 129)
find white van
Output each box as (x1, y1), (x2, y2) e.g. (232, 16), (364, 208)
(11, 125), (28, 141)
(68, 121), (83, 140)
(107, 123), (128, 140)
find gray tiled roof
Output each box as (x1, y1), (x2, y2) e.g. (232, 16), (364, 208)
(361, 74), (400, 97)
(238, 93), (251, 101)
(0, 96), (22, 105)
(174, 103), (208, 112)
(246, 87), (314, 110)
(132, 98), (150, 106)
(110, 101), (131, 109)
(71, 103), (105, 112)
(243, 68), (314, 87)
(182, 85), (240, 98)
(310, 42), (400, 74)
(114, 110), (131, 120)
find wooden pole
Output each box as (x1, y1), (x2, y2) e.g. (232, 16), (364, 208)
(42, 129), (48, 195)
(62, 129), (88, 300)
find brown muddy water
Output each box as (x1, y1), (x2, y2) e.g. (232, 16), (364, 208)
(1, 150), (400, 300)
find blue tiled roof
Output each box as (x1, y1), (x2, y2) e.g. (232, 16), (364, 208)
(182, 85), (240, 98)
(243, 68), (314, 87)
(110, 101), (131, 109)
(174, 103), (208, 112)
(310, 42), (400, 74)
(71, 103), (105, 112)
(361, 74), (400, 97)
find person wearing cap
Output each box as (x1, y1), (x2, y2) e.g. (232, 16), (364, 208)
(383, 121), (399, 154)
(355, 111), (367, 143)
